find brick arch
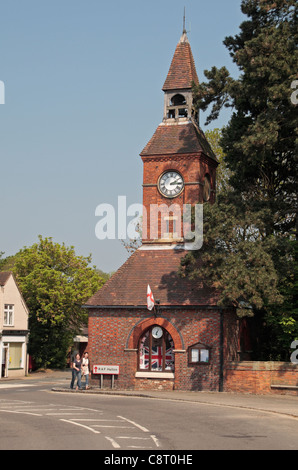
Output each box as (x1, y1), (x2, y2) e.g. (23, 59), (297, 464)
(127, 317), (183, 350)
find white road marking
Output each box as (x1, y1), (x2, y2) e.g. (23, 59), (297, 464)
(117, 436), (151, 440)
(46, 412), (88, 415)
(0, 409), (42, 416)
(0, 402), (32, 409)
(0, 399), (162, 448)
(93, 425), (134, 428)
(0, 384), (35, 389)
(105, 436), (121, 449)
(128, 445), (153, 449)
(74, 419), (120, 422)
(150, 434), (160, 447)
(60, 419), (101, 434)
(9, 407), (62, 410)
(117, 415), (149, 433)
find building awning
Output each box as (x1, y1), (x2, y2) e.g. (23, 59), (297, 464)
(73, 335), (88, 343)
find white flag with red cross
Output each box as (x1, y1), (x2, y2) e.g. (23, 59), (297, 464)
(147, 284), (155, 311)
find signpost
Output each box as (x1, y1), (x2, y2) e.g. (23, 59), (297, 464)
(93, 365), (120, 389)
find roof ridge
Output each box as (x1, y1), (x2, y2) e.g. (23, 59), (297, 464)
(0, 271), (12, 286)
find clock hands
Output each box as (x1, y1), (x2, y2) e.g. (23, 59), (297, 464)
(170, 178), (183, 185)
(159, 172), (184, 197)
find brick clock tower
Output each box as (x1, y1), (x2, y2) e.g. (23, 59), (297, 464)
(85, 27), (239, 392)
(141, 29), (217, 244)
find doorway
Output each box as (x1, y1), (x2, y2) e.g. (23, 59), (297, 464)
(1, 344), (9, 378)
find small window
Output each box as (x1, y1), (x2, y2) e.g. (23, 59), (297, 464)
(188, 343), (210, 365)
(178, 108), (188, 118)
(4, 304), (14, 326)
(164, 216), (178, 239)
(167, 109), (175, 119)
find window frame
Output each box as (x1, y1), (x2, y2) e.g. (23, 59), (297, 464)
(4, 304), (14, 327)
(188, 342), (211, 365)
(138, 326), (175, 373)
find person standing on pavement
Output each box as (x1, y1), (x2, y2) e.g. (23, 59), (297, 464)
(70, 351), (76, 389)
(82, 351), (90, 390)
(72, 353), (82, 391)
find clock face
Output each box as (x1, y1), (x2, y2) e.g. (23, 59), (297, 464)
(152, 326), (163, 339)
(158, 171), (184, 198)
(203, 175), (211, 202)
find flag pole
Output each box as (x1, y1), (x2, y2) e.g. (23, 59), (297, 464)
(154, 299), (160, 318)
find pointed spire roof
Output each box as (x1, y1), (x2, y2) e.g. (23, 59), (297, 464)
(162, 32), (199, 91)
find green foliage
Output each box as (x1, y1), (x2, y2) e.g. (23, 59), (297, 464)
(0, 254), (17, 271)
(195, 0), (297, 229)
(0, 252), (4, 270)
(205, 128), (232, 194)
(12, 236), (105, 369)
(181, 195), (284, 311)
(265, 240), (298, 356)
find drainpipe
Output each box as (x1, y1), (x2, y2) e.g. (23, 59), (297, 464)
(0, 335), (2, 379)
(219, 308), (224, 392)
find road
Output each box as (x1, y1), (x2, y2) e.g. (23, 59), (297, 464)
(0, 374), (297, 452)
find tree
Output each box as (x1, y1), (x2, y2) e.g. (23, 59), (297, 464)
(12, 236), (105, 369)
(180, 195), (284, 313)
(121, 216), (142, 254)
(0, 253), (16, 271)
(183, 0), (298, 359)
(194, 0), (297, 234)
(205, 128), (232, 194)
(0, 252), (4, 270)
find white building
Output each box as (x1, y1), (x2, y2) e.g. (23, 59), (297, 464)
(0, 272), (29, 378)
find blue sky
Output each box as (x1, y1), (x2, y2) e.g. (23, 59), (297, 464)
(0, 0), (245, 273)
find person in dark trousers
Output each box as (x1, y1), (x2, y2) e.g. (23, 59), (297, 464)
(70, 366), (75, 389)
(70, 351), (76, 389)
(71, 353), (82, 391)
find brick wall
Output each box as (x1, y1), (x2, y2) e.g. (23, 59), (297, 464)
(142, 153), (217, 241)
(224, 362), (298, 396)
(88, 307), (238, 391)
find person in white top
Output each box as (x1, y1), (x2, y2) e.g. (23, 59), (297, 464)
(82, 351), (90, 390)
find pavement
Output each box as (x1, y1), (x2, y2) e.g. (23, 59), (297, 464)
(12, 368), (297, 420)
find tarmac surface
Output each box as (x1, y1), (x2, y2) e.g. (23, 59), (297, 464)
(10, 368), (298, 421)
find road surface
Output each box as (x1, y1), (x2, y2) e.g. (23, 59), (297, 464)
(0, 374), (297, 452)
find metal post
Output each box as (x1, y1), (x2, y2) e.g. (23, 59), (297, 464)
(219, 309), (224, 392)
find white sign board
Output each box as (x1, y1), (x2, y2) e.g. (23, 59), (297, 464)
(93, 365), (120, 375)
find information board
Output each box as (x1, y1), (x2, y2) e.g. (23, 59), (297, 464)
(93, 365), (120, 375)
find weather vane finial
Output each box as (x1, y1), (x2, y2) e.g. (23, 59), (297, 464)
(183, 7), (186, 34)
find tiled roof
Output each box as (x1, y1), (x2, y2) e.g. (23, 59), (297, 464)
(0, 272), (11, 286)
(162, 33), (199, 91)
(140, 121), (217, 161)
(85, 248), (219, 307)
